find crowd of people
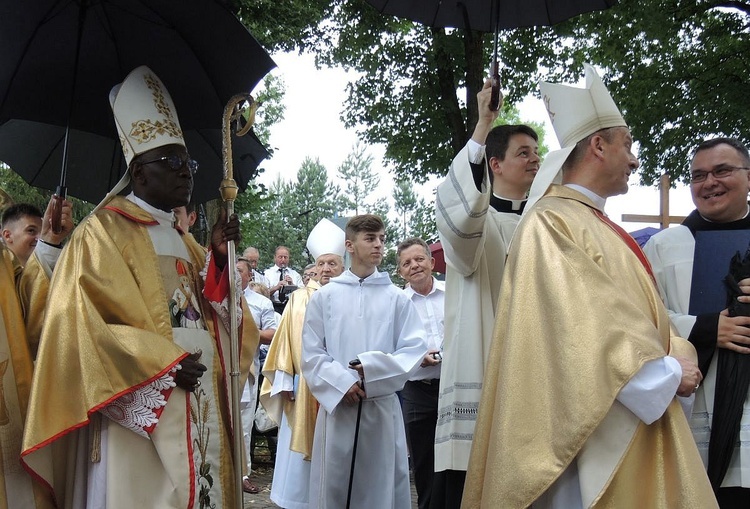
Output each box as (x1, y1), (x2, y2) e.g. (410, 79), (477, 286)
(0, 61), (748, 509)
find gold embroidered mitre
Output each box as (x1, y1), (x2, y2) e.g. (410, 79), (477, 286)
(109, 65), (185, 166)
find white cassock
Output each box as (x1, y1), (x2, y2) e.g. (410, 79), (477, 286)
(434, 140), (523, 472)
(302, 270), (427, 509)
(644, 223), (750, 487)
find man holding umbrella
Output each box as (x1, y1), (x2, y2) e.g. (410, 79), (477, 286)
(433, 78), (539, 507)
(21, 66), (259, 508)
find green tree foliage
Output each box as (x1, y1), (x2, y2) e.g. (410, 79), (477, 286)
(409, 197), (439, 243)
(239, 158), (341, 271)
(392, 178), (418, 239)
(237, 0), (749, 186)
(336, 142), (379, 215)
(0, 164), (93, 223)
(550, 0), (750, 184)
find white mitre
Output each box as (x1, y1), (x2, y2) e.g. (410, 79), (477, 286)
(524, 64), (627, 214)
(307, 218), (346, 259)
(110, 65), (185, 165)
(93, 65), (186, 212)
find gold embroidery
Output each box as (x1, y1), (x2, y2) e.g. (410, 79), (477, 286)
(144, 73), (174, 120)
(118, 134), (130, 157)
(191, 385), (216, 509)
(127, 73), (183, 145)
(129, 119), (182, 145)
(543, 95), (556, 122)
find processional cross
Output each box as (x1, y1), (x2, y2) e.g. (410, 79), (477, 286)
(621, 174), (687, 229)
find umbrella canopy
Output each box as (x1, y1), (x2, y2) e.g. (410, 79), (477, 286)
(0, 0), (276, 203)
(0, 119), (268, 205)
(365, 0), (617, 32)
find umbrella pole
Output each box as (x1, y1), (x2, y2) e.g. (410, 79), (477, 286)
(221, 93), (256, 509)
(51, 0), (89, 233)
(489, 1), (501, 111)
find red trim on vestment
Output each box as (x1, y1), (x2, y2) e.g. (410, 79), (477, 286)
(103, 205), (160, 226)
(592, 209), (656, 284)
(20, 353), (189, 507)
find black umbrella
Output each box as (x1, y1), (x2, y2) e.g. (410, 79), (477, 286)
(0, 0), (276, 204)
(365, 0), (617, 109)
(708, 248), (750, 491)
(0, 119), (269, 205)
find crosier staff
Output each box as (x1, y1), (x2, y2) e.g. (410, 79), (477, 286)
(220, 93), (257, 509)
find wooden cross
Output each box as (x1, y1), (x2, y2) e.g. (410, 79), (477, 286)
(621, 174), (687, 229)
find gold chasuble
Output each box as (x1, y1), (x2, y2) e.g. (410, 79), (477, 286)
(260, 281), (320, 459)
(0, 246), (54, 509)
(463, 186), (716, 509)
(21, 197), (258, 509)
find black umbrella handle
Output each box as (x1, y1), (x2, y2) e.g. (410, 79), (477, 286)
(489, 60), (501, 111)
(50, 185), (67, 234)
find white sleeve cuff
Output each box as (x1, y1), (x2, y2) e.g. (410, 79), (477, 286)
(467, 139), (486, 165)
(270, 371), (294, 396)
(616, 356), (681, 424)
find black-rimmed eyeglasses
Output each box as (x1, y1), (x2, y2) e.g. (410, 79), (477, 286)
(141, 154), (198, 175)
(690, 165), (749, 184)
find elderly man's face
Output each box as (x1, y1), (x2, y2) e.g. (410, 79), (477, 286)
(275, 248), (289, 268)
(302, 268), (317, 285)
(244, 251), (260, 269)
(131, 144), (193, 212)
(316, 254), (344, 286)
(690, 143), (750, 223)
(236, 261), (252, 289)
(398, 244), (434, 289)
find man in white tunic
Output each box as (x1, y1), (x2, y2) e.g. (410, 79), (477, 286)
(397, 237), (444, 509)
(21, 66), (258, 508)
(260, 218), (346, 509)
(302, 214), (427, 509)
(644, 137), (750, 507)
(265, 246), (303, 314)
(432, 79), (540, 507)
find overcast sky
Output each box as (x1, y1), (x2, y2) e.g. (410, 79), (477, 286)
(258, 51), (695, 230)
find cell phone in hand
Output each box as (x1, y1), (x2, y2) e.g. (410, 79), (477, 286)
(349, 359), (361, 367)
(431, 352), (443, 362)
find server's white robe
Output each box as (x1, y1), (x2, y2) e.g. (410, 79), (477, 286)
(301, 270), (427, 509)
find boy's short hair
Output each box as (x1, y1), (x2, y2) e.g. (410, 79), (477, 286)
(1, 203), (43, 229)
(345, 214), (385, 240)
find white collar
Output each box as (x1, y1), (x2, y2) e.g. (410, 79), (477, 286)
(127, 192), (176, 227)
(564, 184), (606, 210)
